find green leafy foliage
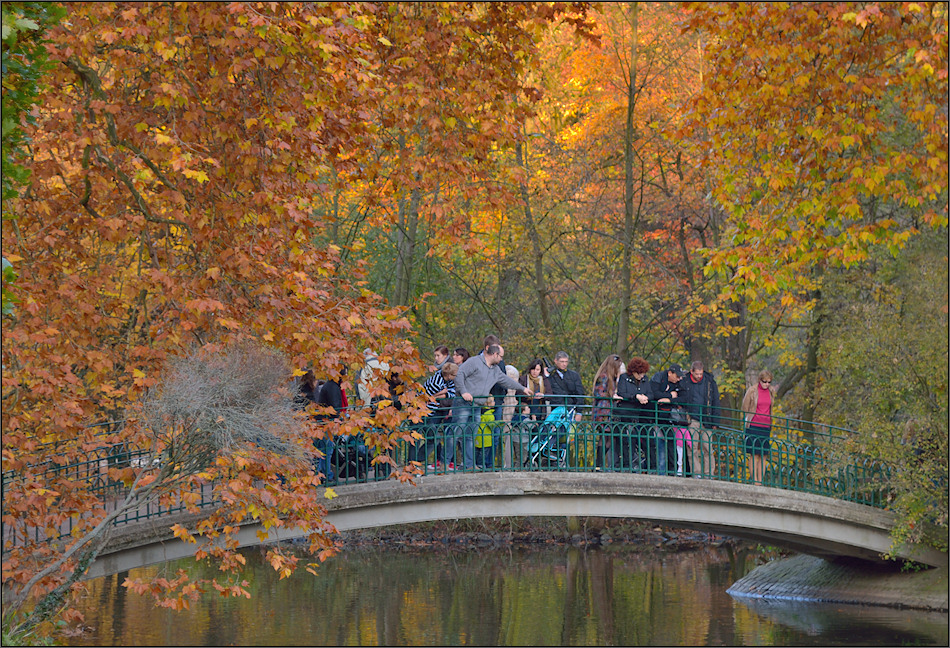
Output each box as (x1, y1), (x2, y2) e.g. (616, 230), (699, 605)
(1, 1), (64, 204)
(816, 229), (948, 554)
(1, 1), (65, 317)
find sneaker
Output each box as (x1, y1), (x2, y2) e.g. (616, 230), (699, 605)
(447, 462), (455, 471)
(427, 464), (437, 471)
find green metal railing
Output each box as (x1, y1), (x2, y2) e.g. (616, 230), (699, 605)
(2, 396), (892, 553)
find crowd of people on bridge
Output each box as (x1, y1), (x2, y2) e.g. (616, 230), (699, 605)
(295, 334), (777, 484)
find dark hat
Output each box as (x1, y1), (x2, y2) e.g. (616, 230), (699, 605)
(668, 364), (685, 377)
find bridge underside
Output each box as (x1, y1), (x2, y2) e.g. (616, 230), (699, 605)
(87, 472), (946, 579)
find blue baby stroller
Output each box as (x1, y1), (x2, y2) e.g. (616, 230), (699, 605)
(524, 406), (575, 468)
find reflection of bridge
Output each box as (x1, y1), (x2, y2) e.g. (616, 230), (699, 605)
(88, 471), (946, 579)
(6, 406), (948, 579)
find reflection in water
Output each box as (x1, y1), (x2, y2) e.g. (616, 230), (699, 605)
(66, 545), (947, 646)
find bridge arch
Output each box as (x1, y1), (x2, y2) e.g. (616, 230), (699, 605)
(86, 472), (946, 579)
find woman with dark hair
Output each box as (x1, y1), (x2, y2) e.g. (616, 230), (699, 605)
(452, 347), (470, 366)
(519, 358), (552, 421)
(742, 369), (777, 484)
(591, 354), (624, 468)
(614, 356), (652, 471)
(294, 369), (319, 410)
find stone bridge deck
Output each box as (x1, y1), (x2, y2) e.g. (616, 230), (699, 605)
(86, 472), (948, 579)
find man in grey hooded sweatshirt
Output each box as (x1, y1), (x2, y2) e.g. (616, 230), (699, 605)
(449, 344), (532, 470)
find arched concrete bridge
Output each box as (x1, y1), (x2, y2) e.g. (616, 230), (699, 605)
(86, 472), (947, 579)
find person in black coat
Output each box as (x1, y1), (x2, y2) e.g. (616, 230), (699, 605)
(648, 364), (686, 474)
(548, 351), (585, 419)
(316, 374), (345, 416)
(313, 367), (349, 484)
(614, 356), (653, 471)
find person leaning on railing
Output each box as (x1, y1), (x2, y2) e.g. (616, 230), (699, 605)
(418, 362), (458, 469)
(613, 356), (653, 472)
(451, 345), (532, 471)
(591, 354), (624, 470)
(648, 364), (686, 474)
(679, 360), (721, 479)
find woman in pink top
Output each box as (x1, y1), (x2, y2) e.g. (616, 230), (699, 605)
(741, 369), (777, 484)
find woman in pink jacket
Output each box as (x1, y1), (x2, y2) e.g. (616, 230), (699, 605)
(742, 369), (777, 484)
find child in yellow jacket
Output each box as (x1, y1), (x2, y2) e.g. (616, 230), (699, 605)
(474, 397), (495, 469)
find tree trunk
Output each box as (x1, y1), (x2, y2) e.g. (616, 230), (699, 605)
(393, 185), (421, 306)
(516, 139), (551, 329)
(798, 287), (823, 439)
(616, 1), (639, 354)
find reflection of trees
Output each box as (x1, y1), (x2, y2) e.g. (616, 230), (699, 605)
(585, 550), (617, 645)
(66, 543), (944, 646)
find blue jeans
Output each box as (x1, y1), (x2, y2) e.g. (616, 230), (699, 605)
(446, 398), (477, 469)
(314, 438), (336, 483)
(475, 445), (494, 469)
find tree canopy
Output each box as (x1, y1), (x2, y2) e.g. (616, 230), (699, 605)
(2, 1), (946, 639)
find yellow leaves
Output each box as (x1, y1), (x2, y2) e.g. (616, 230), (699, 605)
(184, 298), (224, 313)
(323, 488), (337, 499)
(183, 168), (210, 183)
(155, 133), (173, 145)
(153, 40), (178, 61)
(172, 523), (196, 544)
(132, 368), (149, 388)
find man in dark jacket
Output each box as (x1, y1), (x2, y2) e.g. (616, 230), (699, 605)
(548, 351), (585, 420)
(313, 367), (349, 484)
(680, 360), (720, 478)
(649, 364), (685, 474)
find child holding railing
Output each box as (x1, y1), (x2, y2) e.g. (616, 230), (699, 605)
(474, 397), (496, 469)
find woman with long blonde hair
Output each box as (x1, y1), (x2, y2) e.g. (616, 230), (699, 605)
(591, 354), (624, 469)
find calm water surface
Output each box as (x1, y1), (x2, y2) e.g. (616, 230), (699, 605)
(67, 544), (948, 646)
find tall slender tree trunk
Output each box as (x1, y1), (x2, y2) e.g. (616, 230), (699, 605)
(393, 131), (423, 306)
(799, 287), (823, 440)
(616, 1), (639, 354)
(393, 184), (421, 306)
(516, 139), (551, 328)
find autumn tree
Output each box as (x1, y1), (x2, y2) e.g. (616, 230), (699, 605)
(0, 1), (524, 635)
(680, 0), (948, 372)
(680, 1), (948, 546)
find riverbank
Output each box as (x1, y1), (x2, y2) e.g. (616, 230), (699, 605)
(328, 516), (744, 553)
(728, 552), (949, 611)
